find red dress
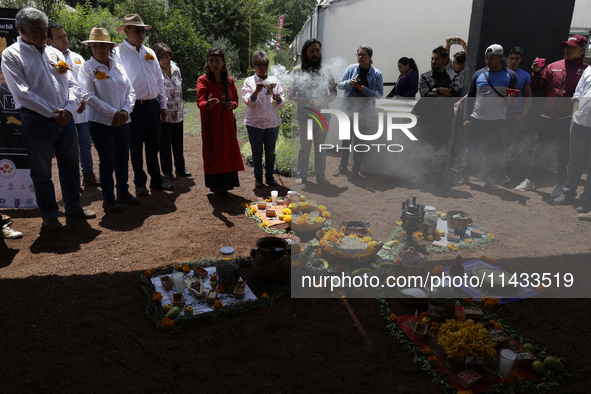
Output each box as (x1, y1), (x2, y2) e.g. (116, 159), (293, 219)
(196, 75), (244, 190)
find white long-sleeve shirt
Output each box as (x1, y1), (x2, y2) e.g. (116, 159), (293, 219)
(63, 49), (88, 124)
(573, 67), (591, 128)
(79, 56), (136, 126)
(1, 37), (77, 118)
(113, 39), (167, 109)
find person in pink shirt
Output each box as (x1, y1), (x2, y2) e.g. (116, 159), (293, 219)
(241, 51), (286, 188)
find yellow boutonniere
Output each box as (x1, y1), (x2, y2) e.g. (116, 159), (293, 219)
(54, 60), (70, 74)
(94, 70), (109, 80)
(74, 59), (81, 65)
(145, 53), (155, 61)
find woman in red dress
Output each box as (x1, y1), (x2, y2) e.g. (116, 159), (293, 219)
(197, 47), (244, 199)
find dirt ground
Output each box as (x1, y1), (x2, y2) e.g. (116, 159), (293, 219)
(1, 135), (590, 393)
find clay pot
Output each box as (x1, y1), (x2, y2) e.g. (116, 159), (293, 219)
(250, 237), (290, 280)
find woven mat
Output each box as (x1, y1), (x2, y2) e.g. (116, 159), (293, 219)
(398, 306), (536, 393)
(250, 202), (288, 227)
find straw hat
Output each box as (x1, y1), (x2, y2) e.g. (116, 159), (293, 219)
(81, 28), (117, 46)
(116, 14), (152, 34)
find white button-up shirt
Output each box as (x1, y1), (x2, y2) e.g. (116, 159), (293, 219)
(63, 49), (88, 124)
(1, 37), (77, 118)
(113, 40), (167, 109)
(79, 56), (136, 126)
(242, 73), (286, 129)
(573, 67), (591, 128)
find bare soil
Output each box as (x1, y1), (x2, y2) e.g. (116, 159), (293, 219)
(1, 135), (590, 393)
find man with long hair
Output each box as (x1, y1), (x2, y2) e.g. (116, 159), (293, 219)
(289, 38), (337, 186)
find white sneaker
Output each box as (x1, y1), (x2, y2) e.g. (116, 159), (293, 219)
(294, 178), (305, 185)
(515, 178), (535, 191)
(550, 184), (564, 198)
(1, 225), (22, 239)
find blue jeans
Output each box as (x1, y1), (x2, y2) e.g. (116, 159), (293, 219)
(75, 122), (94, 175)
(20, 109), (82, 219)
(297, 117), (327, 179)
(563, 121), (591, 201)
(159, 121), (186, 175)
(89, 122), (131, 200)
(129, 100), (163, 186)
(246, 125), (279, 179)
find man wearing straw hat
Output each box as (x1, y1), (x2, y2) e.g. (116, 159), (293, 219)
(1, 7), (96, 232)
(114, 14), (172, 196)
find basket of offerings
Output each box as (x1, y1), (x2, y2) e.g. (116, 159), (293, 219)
(398, 247), (427, 269)
(289, 203), (331, 233)
(317, 228), (383, 267)
(185, 276), (206, 298)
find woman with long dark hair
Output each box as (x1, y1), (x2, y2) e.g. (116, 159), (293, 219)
(386, 57), (419, 98)
(196, 47), (244, 199)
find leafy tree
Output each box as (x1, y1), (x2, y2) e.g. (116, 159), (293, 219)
(267, 0), (317, 43)
(1, 0), (65, 20)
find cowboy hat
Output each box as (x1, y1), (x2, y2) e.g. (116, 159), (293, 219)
(81, 27), (118, 46)
(116, 14), (152, 34)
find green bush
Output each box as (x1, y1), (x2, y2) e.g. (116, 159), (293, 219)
(279, 100), (296, 139)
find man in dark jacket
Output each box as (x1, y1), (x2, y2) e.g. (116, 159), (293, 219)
(412, 46), (462, 189)
(514, 35), (588, 197)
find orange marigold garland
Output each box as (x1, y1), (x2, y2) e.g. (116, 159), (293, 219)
(213, 300), (223, 309)
(427, 355), (438, 367)
(422, 347), (432, 356)
(161, 317), (175, 330)
(182, 265), (190, 274)
(152, 292), (163, 302)
(144, 268), (155, 277)
(388, 313), (397, 323)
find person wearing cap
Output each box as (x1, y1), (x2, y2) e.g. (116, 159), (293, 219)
(1, 7), (96, 232)
(515, 35), (588, 197)
(47, 22), (100, 189)
(461, 44), (518, 190)
(113, 14), (172, 197)
(79, 28), (138, 213)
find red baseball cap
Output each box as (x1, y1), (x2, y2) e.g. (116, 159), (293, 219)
(560, 35), (588, 47)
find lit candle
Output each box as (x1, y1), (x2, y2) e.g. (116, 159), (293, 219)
(498, 349), (517, 377)
(171, 272), (185, 293)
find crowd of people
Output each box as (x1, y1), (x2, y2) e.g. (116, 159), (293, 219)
(1, 6), (590, 239)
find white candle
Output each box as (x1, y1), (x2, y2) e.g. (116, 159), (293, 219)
(171, 272), (185, 293)
(271, 190), (278, 204)
(498, 349), (516, 377)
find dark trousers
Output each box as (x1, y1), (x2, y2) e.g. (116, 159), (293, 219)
(526, 117), (570, 184)
(246, 125), (279, 179)
(89, 122), (131, 201)
(464, 119), (506, 178)
(159, 121), (186, 175)
(129, 100), (163, 186)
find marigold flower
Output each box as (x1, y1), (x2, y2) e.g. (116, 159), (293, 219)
(262, 293), (269, 299)
(448, 243), (457, 251)
(465, 238), (474, 243)
(265, 198), (272, 202)
(317, 205), (326, 212)
(299, 195), (306, 201)
(494, 323), (503, 330)
(283, 215), (292, 223)
(314, 249), (322, 258)
(454, 312), (466, 321)
(388, 313), (397, 322)
(213, 300), (223, 309)
(182, 265), (190, 274)
(312, 216), (324, 224)
(463, 298), (473, 304)
(432, 265), (443, 275)
(260, 223), (268, 228)
(210, 274), (217, 281)
(321, 211), (331, 219)
(145, 53), (155, 61)
(427, 356), (438, 366)
(414, 231), (424, 241)
(487, 233), (495, 239)
(484, 301), (494, 308)
(144, 268), (155, 277)
(367, 241), (377, 248)
(217, 284), (226, 293)
(161, 317), (175, 330)
(488, 258), (498, 265)
(422, 347), (432, 355)
(55, 60), (69, 73)
(395, 221), (402, 226)
(488, 319), (496, 324)
(394, 240), (400, 245)
(430, 322), (440, 331)
(300, 202), (310, 210)
(174, 264), (183, 271)
(152, 292), (163, 301)
(420, 312), (429, 319)
(458, 391), (473, 394)
(249, 207), (257, 215)
(282, 208), (292, 215)
(291, 260), (301, 267)
(500, 372), (521, 384)
(241, 202), (249, 208)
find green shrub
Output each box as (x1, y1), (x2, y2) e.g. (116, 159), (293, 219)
(279, 100), (296, 139)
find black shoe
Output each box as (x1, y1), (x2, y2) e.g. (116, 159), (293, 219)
(164, 173), (175, 180)
(136, 186), (149, 196)
(266, 177), (279, 187)
(347, 171), (359, 181)
(333, 166), (347, 177)
(484, 177), (499, 190)
(176, 170), (191, 177)
(255, 178), (264, 188)
(103, 199), (123, 213)
(117, 193), (140, 206)
(455, 174), (469, 186)
(576, 199), (591, 213)
(150, 181), (174, 191)
(551, 194), (574, 205)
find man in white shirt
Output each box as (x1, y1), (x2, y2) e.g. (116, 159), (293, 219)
(1, 8), (96, 232)
(114, 14), (172, 196)
(47, 21), (99, 188)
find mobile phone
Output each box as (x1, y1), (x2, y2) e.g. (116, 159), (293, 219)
(449, 37), (460, 45)
(506, 88), (520, 97)
(536, 58), (546, 68)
